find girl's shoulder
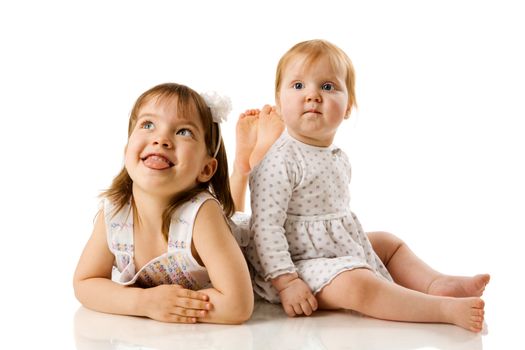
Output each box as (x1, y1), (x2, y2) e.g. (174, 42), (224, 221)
(187, 191), (217, 206)
(183, 191), (223, 225)
(101, 197), (132, 219)
(192, 193), (230, 239)
(101, 198), (134, 255)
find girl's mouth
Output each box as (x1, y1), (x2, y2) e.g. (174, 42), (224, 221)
(141, 154), (174, 170)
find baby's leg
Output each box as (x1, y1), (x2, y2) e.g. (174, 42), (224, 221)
(234, 110), (259, 176)
(316, 268), (485, 332)
(427, 274), (490, 297)
(368, 231), (490, 297)
(230, 110), (259, 212)
(249, 105), (284, 169)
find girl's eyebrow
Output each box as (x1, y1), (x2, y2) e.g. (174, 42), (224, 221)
(176, 119), (202, 131)
(136, 113), (158, 120)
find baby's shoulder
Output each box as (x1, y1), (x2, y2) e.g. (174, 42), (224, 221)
(252, 146), (299, 180)
(259, 136), (301, 165)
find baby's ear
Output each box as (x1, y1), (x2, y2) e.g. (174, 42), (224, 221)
(197, 158), (218, 183)
(344, 104), (352, 119)
(275, 94), (282, 114)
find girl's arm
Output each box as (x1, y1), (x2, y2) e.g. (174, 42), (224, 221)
(192, 200), (254, 324)
(73, 210), (210, 323)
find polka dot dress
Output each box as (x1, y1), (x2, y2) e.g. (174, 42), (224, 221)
(246, 132), (393, 303)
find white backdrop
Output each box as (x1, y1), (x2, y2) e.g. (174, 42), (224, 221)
(1, 1), (523, 348)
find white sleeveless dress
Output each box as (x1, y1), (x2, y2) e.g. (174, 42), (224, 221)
(104, 191), (249, 290)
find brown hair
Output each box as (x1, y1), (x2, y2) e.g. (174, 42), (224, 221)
(102, 83), (234, 239)
(275, 39), (357, 110)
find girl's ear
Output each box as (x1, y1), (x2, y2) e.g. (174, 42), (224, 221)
(197, 157), (218, 183)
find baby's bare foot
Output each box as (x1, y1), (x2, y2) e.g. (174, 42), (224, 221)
(234, 110), (259, 175)
(428, 274), (490, 297)
(249, 105), (284, 168)
(442, 297), (485, 332)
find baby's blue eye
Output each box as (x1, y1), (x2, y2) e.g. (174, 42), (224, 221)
(142, 121), (154, 130)
(322, 83), (335, 91)
(293, 82), (304, 89)
(177, 128), (193, 137)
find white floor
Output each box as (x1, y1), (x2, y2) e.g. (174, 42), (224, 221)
(3, 242), (519, 350)
(73, 301), (485, 350)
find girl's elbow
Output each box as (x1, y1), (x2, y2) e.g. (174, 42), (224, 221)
(73, 277), (81, 299)
(236, 296), (255, 323)
(226, 293), (254, 324)
(73, 279), (88, 305)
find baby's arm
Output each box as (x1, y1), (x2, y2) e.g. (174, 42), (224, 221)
(73, 210), (210, 323)
(192, 200), (254, 324)
(249, 150), (317, 316)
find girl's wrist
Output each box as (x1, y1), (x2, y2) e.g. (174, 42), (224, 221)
(133, 287), (148, 317)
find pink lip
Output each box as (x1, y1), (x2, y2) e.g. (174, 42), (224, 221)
(304, 109), (321, 114)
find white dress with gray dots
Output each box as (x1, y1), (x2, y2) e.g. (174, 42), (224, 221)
(247, 132), (393, 303)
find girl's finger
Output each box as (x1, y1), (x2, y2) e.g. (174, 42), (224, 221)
(165, 314), (198, 324)
(170, 306), (208, 318)
(176, 288), (209, 301)
(174, 298), (211, 311)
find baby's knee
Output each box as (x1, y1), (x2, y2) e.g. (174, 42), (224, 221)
(369, 231), (404, 250)
(334, 269), (378, 306)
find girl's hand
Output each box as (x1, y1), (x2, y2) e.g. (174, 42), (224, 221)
(141, 284), (211, 323)
(276, 277), (318, 317)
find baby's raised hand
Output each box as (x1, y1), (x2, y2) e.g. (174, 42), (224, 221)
(275, 276), (318, 317)
(141, 284), (211, 323)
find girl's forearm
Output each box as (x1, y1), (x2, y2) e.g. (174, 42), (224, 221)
(74, 278), (144, 317)
(197, 287), (253, 324)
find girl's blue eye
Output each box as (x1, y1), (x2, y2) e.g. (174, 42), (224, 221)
(293, 82), (304, 89)
(322, 83), (335, 91)
(177, 128), (193, 137)
(142, 121), (154, 130)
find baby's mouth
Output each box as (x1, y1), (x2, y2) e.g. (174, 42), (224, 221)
(304, 108), (321, 115)
(141, 154), (174, 170)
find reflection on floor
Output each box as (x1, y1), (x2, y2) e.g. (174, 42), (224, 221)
(74, 300), (484, 350)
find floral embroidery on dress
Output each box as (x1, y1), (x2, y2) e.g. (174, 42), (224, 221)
(168, 240), (187, 249)
(111, 242), (133, 254)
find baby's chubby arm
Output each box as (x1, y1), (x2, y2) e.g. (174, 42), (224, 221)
(272, 273), (318, 317)
(73, 210), (211, 323)
(248, 148), (316, 315)
(192, 200), (254, 324)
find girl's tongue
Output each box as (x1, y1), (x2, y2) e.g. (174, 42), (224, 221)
(143, 155), (171, 170)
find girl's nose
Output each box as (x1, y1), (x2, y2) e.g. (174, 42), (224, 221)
(153, 135), (173, 149)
